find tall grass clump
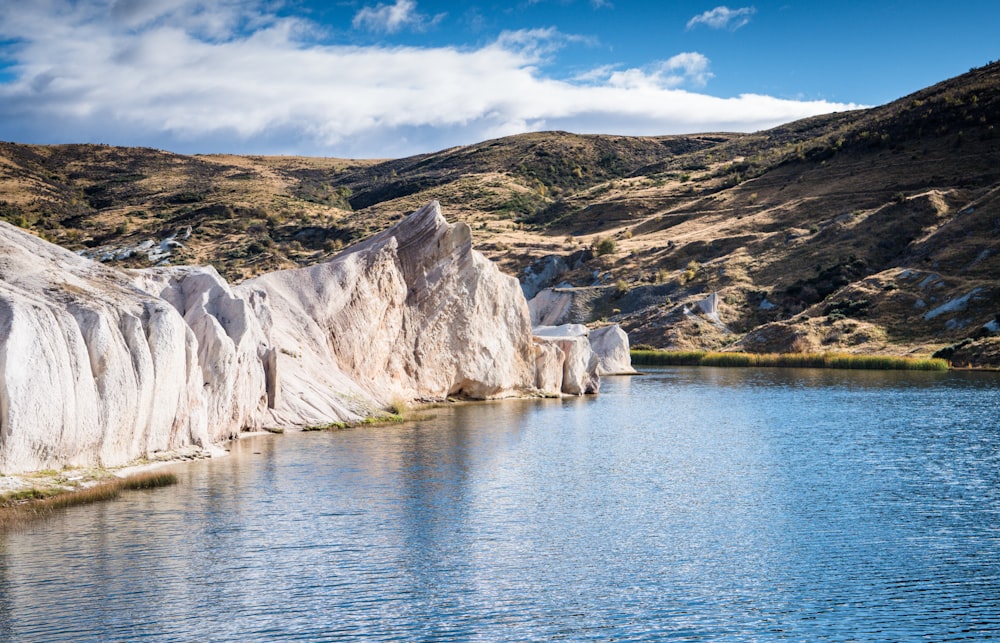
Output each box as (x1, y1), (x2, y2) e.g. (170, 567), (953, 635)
(0, 471), (178, 531)
(630, 349), (705, 366)
(631, 350), (949, 371)
(386, 396), (410, 420)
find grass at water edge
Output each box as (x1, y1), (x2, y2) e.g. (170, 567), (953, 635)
(630, 349), (950, 371)
(0, 470), (178, 531)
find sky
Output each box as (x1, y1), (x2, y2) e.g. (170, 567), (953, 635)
(0, 1), (996, 158)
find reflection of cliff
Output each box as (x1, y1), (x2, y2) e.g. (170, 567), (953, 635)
(0, 202), (625, 474)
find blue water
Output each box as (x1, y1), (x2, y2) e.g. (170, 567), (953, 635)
(1, 367), (999, 641)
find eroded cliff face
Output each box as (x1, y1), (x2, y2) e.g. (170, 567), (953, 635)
(0, 221), (211, 474)
(0, 202), (606, 474)
(239, 202), (545, 427)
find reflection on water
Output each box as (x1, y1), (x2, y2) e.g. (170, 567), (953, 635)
(1, 367), (999, 641)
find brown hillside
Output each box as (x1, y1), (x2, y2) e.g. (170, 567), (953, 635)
(1, 61), (998, 365)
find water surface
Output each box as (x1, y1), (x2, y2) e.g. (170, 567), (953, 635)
(2, 367), (999, 641)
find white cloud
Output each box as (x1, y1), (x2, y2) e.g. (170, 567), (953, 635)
(687, 6), (756, 31)
(0, 2), (858, 158)
(606, 52), (714, 89)
(352, 0), (442, 34)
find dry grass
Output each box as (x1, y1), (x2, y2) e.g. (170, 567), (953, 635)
(0, 470), (178, 532)
(631, 349), (949, 371)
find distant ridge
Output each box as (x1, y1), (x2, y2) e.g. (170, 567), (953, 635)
(2, 61), (998, 364)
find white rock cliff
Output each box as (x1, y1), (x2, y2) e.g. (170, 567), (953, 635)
(0, 202), (611, 474)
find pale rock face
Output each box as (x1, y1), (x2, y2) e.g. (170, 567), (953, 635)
(589, 325), (637, 375)
(531, 339), (565, 396)
(531, 324), (601, 395)
(528, 288), (575, 327)
(533, 321), (634, 381)
(0, 222), (208, 474)
(241, 201), (541, 428)
(0, 202), (598, 474)
(533, 323), (590, 338)
(132, 266), (271, 441)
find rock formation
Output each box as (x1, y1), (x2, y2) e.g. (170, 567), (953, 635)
(0, 221), (212, 474)
(0, 202), (604, 474)
(589, 325), (637, 375)
(532, 325), (601, 396)
(237, 202), (548, 427)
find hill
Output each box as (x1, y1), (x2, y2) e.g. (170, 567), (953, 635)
(1, 61), (999, 365)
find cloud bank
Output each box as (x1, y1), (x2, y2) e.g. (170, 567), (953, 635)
(0, 1), (857, 157)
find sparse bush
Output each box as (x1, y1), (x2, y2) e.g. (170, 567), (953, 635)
(386, 396), (409, 419)
(593, 236), (616, 255)
(682, 260), (700, 283)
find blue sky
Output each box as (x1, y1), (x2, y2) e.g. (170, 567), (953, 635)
(0, 1), (996, 158)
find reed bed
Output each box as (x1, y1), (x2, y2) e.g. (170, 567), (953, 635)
(0, 470), (178, 531)
(631, 350), (949, 371)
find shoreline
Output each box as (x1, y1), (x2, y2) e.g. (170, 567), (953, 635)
(0, 395), (551, 515)
(630, 349), (957, 371)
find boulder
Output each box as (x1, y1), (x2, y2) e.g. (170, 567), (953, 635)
(531, 339), (566, 396)
(531, 324), (601, 395)
(589, 325), (637, 375)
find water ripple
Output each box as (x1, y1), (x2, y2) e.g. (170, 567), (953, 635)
(2, 368), (999, 641)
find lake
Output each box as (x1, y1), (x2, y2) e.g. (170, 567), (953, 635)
(1, 367), (999, 641)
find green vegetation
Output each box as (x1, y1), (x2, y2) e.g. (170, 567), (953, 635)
(386, 396), (410, 419)
(304, 413), (408, 431)
(593, 236), (617, 255)
(681, 260), (700, 284)
(631, 350), (949, 371)
(0, 470), (178, 531)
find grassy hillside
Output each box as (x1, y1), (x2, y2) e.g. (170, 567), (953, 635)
(2, 61), (998, 365)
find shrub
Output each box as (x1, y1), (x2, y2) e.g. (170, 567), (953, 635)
(682, 260), (700, 283)
(386, 396), (409, 419)
(594, 237), (617, 255)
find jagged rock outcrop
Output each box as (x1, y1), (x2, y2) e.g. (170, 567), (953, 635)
(132, 266), (271, 440)
(521, 255), (571, 300)
(0, 202), (597, 474)
(238, 201), (546, 427)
